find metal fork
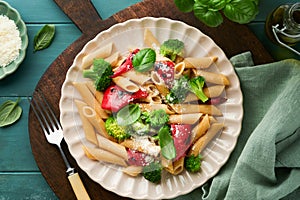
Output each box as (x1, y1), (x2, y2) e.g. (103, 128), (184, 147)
(28, 92), (90, 200)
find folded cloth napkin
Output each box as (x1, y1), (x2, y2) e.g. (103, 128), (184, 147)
(175, 52), (300, 200)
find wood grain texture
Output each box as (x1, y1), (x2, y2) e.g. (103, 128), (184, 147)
(28, 0), (274, 199)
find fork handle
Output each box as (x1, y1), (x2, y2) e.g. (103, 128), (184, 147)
(68, 172), (91, 200)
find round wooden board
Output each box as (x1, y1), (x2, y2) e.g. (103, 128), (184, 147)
(28, 0), (274, 199)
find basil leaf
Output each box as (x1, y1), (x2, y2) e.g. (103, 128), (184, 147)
(117, 104), (141, 126)
(34, 24), (55, 52)
(223, 0), (259, 24)
(174, 0), (195, 12)
(194, 2), (223, 27)
(0, 98), (22, 127)
(133, 48), (156, 72)
(158, 126), (176, 160)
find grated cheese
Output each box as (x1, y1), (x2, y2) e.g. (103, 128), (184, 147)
(0, 15), (21, 67)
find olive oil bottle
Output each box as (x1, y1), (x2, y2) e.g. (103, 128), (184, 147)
(265, 3), (300, 55)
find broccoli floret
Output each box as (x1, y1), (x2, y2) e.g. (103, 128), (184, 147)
(125, 119), (150, 136)
(184, 154), (202, 173)
(188, 76), (209, 102)
(142, 161), (162, 183)
(83, 58), (113, 91)
(160, 39), (184, 61)
(142, 109), (169, 128)
(105, 116), (130, 142)
(166, 75), (190, 103)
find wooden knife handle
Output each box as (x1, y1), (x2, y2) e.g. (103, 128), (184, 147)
(68, 172), (90, 200)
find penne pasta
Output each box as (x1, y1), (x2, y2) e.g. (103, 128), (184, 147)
(151, 71), (169, 97)
(81, 42), (113, 69)
(122, 165), (143, 177)
(188, 123), (224, 156)
(105, 51), (120, 67)
(191, 114), (210, 143)
(123, 70), (151, 85)
(169, 113), (202, 124)
(203, 85), (225, 98)
(170, 104), (223, 116)
(73, 82), (109, 119)
(172, 157), (185, 175)
(174, 62), (185, 78)
(82, 105), (111, 140)
(74, 100), (98, 145)
(83, 145), (128, 167)
(97, 135), (128, 160)
(184, 56), (218, 69)
(195, 70), (230, 85)
(144, 28), (160, 48)
(113, 76), (140, 93)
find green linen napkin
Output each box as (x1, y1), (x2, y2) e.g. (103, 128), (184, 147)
(175, 52), (300, 200)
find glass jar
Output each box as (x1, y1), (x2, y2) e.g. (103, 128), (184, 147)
(265, 3), (300, 55)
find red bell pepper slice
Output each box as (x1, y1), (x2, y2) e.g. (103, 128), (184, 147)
(111, 49), (140, 78)
(171, 124), (192, 161)
(154, 60), (175, 88)
(127, 149), (154, 166)
(101, 85), (148, 112)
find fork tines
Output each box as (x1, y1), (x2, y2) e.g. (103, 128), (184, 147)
(28, 92), (62, 135)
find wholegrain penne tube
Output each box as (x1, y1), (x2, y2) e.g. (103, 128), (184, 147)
(169, 113), (202, 124)
(174, 62), (185, 78)
(113, 76), (140, 93)
(122, 165), (143, 177)
(82, 105), (111, 139)
(83, 145), (128, 167)
(188, 123), (224, 156)
(74, 100), (98, 145)
(172, 157), (185, 175)
(203, 85), (225, 98)
(96, 134), (128, 160)
(123, 70), (152, 85)
(191, 114), (210, 143)
(195, 70), (230, 85)
(161, 156), (173, 173)
(81, 42), (113, 69)
(73, 82), (109, 119)
(85, 81), (106, 106)
(170, 104), (223, 116)
(144, 28), (160, 48)
(151, 71), (169, 97)
(105, 51), (120, 67)
(184, 56), (218, 69)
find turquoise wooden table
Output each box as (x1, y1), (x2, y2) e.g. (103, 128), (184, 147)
(0, 0), (299, 199)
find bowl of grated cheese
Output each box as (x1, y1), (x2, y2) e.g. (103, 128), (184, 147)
(0, 1), (28, 80)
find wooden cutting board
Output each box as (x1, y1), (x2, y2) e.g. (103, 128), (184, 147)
(28, 0), (274, 199)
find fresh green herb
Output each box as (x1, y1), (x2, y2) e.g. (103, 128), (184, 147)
(133, 48), (156, 72)
(0, 98), (22, 127)
(117, 104), (141, 126)
(158, 125), (176, 160)
(34, 24), (55, 52)
(174, 0), (259, 27)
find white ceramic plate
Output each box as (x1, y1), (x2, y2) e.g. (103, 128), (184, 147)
(60, 17), (243, 199)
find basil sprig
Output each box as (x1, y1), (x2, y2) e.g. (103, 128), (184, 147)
(34, 24), (55, 52)
(0, 98), (22, 127)
(174, 0), (259, 27)
(117, 104), (141, 126)
(133, 48), (156, 72)
(158, 125), (176, 160)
